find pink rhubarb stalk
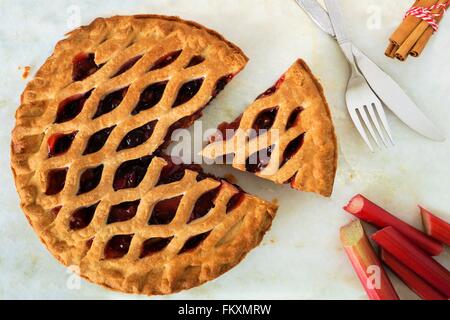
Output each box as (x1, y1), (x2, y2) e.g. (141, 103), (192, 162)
(372, 226), (450, 298)
(420, 206), (450, 247)
(344, 194), (443, 256)
(381, 249), (446, 300)
(340, 220), (399, 300)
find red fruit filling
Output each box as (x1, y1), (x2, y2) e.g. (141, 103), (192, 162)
(83, 126), (115, 155)
(140, 237), (173, 258)
(104, 234), (133, 259)
(47, 131), (77, 158)
(93, 87), (128, 119)
(158, 111), (203, 153)
(149, 50), (182, 71)
(211, 114), (242, 142)
(250, 107), (278, 139)
(226, 192), (245, 213)
(286, 107), (303, 130)
(178, 231), (211, 254)
(55, 90), (93, 124)
(131, 81), (168, 115)
(160, 75), (234, 148)
(256, 75), (285, 100)
(69, 202), (99, 230)
(155, 156), (203, 186)
(72, 53), (102, 81)
(77, 165), (103, 195)
(113, 156), (153, 191)
(187, 187), (220, 223)
(117, 120), (157, 151)
(209, 73), (279, 143)
(112, 55), (142, 77)
(172, 78), (204, 108)
(50, 206), (62, 218)
(107, 200), (140, 224)
(154, 156), (246, 214)
(45, 168), (68, 195)
(212, 74), (234, 98)
(280, 134), (305, 168)
(185, 55), (205, 68)
(245, 145), (274, 173)
(148, 195), (183, 225)
(86, 238), (94, 249)
(128, 75), (232, 149)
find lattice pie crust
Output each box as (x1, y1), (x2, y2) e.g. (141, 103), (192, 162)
(10, 15), (277, 295)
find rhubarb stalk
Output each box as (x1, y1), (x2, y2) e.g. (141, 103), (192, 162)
(340, 220), (399, 300)
(381, 249), (447, 300)
(343, 194), (443, 256)
(372, 227), (450, 298)
(420, 206), (450, 247)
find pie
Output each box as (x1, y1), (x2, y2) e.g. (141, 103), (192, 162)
(10, 15), (277, 295)
(202, 59), (337, 197)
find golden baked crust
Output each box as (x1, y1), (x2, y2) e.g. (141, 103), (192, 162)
(202, 59), (338, 197)
(10, 15), (278, 295)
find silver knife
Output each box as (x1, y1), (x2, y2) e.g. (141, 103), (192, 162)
(295, 0), (445, 141)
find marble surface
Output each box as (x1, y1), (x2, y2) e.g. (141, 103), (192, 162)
(0, 0), (449, 300)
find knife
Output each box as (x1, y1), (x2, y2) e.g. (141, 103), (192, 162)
(295, 0), (445, 141)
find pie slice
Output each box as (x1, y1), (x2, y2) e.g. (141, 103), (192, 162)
(202, 59), (337, 197)
(11, 15), (277, 295)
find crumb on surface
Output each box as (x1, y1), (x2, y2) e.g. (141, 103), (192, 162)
(19, 66), (31, 79)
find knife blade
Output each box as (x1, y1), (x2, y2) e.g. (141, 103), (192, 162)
(295, 0), (445, 141)
(352, 48), (445, 141)
(324, 0), (350, 44)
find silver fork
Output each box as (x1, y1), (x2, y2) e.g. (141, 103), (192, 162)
(325, 0), (393, 151)
(344, 43), (394, 151)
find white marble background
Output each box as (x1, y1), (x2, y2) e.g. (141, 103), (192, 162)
(0, 0), (449, 299)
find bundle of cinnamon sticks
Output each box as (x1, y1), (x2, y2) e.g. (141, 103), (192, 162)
(386, 0), (449, 61)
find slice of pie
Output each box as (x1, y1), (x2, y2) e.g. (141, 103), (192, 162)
(11, 15), (277, 295)
(202, 59), (337, 197)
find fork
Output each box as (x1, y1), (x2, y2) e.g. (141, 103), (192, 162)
(344, 43), (394, 151)
(324, 0), (394, 151)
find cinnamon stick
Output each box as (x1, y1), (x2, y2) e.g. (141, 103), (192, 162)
(389, 0), (433, 46)
(395, 0), (448, 60)
(385, 42), (399, 58)
(410, 12), (444, 56)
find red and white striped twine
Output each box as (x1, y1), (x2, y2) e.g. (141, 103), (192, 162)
(405, 1), (450, 32)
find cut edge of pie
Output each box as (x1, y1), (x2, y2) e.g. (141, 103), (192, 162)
(202, 59), (338, 197)
(10, 15), (279, 295)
